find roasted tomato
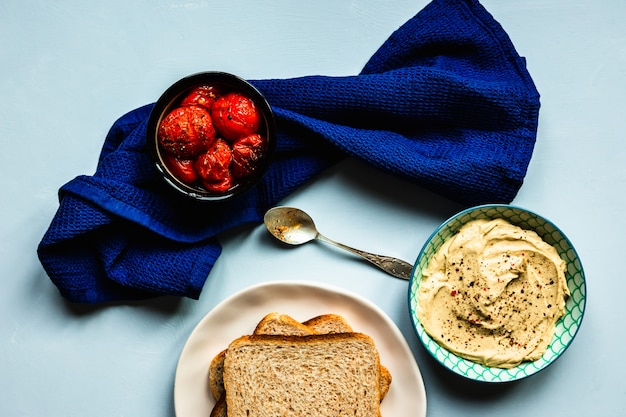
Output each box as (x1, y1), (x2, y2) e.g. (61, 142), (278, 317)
(202, 173), (233, 193)
(180, 85), (222, 111)
(211, 92), (261, 142)
(195, 138), (233, 191)
(231, 133), (267, 178)
(158, 105), (216, 159)
(162, 153), (198, 184)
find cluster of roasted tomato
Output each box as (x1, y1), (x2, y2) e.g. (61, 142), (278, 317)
(157, 84), (267, 193)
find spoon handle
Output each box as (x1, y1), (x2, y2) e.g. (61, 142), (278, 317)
(316, 234), (413, 280)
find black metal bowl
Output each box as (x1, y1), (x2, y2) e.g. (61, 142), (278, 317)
(147, 71), (276, 202)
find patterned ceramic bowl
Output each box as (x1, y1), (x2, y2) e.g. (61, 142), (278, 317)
(408, 204), (586, 382)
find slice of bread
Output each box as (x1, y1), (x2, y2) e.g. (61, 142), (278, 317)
(223, 333), (382, 417)
(209, 313), (390, 402)
(209, 366), (390, 417)
(208, 350), (228, 402)
(378, 365), (392, 400)
(209, 397), (227, 417)
(302, 313), (353, 333)
(253, 312), (316, 336)
(209, 312), (391, 416)
(209, 313), (315, 401)
(303, 314), (391, 400)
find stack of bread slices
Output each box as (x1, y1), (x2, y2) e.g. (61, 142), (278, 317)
(209, 312), (391, 417)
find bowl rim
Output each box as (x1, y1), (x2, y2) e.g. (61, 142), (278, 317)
(408, 203), (586, 383)
(146, 71), (277, 202)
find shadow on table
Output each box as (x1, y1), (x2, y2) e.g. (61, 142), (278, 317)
(59, 292), (186, 317)
(409, 338), (568, 411)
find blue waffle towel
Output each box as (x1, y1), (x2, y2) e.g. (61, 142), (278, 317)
(38, 0), (540, 303)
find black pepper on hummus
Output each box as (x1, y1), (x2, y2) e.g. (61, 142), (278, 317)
(417, 218), (569, 368)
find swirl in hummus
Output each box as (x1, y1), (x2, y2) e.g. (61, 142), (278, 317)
(417, 218), (569, 368)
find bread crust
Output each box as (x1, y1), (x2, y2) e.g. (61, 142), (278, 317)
(208, 349), (227, 401)
(209, 397), (227, 417)
(302, 313), (353, 333)
(253, 312), (315, 336)
(228, 331), (379, 347)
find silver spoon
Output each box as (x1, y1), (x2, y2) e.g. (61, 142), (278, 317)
(263, 206), (414, 280)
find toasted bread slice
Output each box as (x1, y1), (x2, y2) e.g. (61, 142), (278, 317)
(300, 314), (392, 399)
(253, 312), (316, 336)
(209, 313), (314, 400)
(302, 313), (353, 333)
(209, 396), (227, 417)
(210, 365), (389, 416)
(208, 313), (391, 404)
(210, 368), (389, 417)
(379, 365), (392, 400)
(223, 333), (382, 417)
(208, 350), (227, 402)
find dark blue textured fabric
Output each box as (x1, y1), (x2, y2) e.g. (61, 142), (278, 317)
(37, 0), (540, 303)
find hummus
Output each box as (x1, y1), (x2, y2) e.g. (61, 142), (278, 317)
(417, 218), (569, 368)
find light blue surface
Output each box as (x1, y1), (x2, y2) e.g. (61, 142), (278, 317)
(1, 1), (623, 416)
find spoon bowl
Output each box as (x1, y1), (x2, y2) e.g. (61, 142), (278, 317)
(263, 206), (414, 280)
(264, 207), (319, 245)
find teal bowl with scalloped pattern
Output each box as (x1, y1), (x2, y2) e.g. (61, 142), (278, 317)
(408, 204), (586, 382)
